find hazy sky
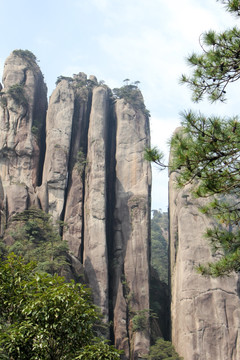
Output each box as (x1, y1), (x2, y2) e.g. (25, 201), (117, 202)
(1, 0), (239, 211)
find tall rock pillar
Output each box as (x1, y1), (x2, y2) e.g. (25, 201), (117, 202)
(113, 99), (151, 359)
(0, 51), (47, 220)
(83, 86), (109, 322)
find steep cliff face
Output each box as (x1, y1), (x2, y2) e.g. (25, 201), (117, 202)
(169, 137), (240, 360)
(112, 99), (151, 359)
(0, 50), (47, 220)
(0, 51), (151, 359)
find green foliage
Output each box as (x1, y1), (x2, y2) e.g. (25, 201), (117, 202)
(7, 84), (28, 106)
(168, 1), (240, 276)
(217, 0), (240, 15)
(144, 147), (166, 169)
(3, 208), (69, 275)
(0, 254), (121, 360)
(151, 210), (168, 284)
(132, 309), (149, 332)
(12, 49), (37, 64)
(146, 338), (183, 360)
(31, 125), (39, 137)
(180, 27), (240, 102)
(56, 75), (74, 85)
(75, 340), (122, 359)
(146, 2), (240, 276)
(113, 81), (150, 117)
(76, 149), (88, 175)
(169, 111), (240, 276)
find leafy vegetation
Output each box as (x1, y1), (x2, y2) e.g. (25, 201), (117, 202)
(151, 210), (168, 284)
(0, 254), (121, 360)
(76, 149), (88, 176)
(7, 83), (28, 107)
(2, 208), (69, 275)
(56, 75), (74, 85)
(12, 49), (38, 64)
(146, 338), (183, 360)
(132, 309), (151, 333)
(75, 340), (121, 359)
(0, 95), (7, 108)
(147, 1), (240, 277)
(113, 80), (150, 117)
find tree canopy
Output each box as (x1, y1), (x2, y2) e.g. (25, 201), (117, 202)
(148, 0), (240, 276)
(1, 208), (69, 275)
(0, 254), (121, 360)
(151, 210), (168, 284)
(146, 338), (183, 360)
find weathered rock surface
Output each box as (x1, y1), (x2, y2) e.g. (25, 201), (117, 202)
(112, 99), (151, 359)
(169, 147), (240, 360)
(83, 86), (109, 322)
(0, 51), (47, 221)
(41, 80), (75, 220)
(0, 52), (152, 359)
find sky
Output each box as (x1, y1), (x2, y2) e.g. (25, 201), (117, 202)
(0, 0), (239, 211)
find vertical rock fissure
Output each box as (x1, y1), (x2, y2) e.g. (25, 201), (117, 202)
(122, 267), (131, 357)
(106, 102), (117, 343)
(79, 90), (92, 262)
(36, 123), (46, 187)
(32, 73), (48, 187)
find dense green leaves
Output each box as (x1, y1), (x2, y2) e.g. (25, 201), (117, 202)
(146, 338), (183, 360)
(2, 208), (69, 275)
(151, 210), (168, 284)
(0, 254), (120, 360)
(170, 111), (240, 196)
(75, 341), (121, 359)
(169, 112), (240, 276)
(145, 147), (167, 169)
(113, 82), (151, 117)
(170, 1), (240, 276)
(181, 27), (240, 102)
(147, 1), (240, 277)
(217, 0), (240, 15)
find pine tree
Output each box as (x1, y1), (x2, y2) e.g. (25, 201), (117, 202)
(147, 1), (240, 276)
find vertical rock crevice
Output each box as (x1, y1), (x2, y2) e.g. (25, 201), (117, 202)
(106, 98), (117, 343)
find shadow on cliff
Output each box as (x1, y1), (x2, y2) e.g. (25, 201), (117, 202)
(237, 274), (240, 299)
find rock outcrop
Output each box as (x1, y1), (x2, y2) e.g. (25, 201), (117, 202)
(0, 50), (47, 219)
(169, 134), (240, 360)
(0, 51), (151, 359)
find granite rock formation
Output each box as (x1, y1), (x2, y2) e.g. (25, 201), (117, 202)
(169, 132), (240, 360)
(0, 51), (151, 359)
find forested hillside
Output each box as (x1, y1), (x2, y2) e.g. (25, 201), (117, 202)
(151, 210), (168, 284)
